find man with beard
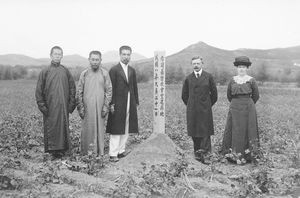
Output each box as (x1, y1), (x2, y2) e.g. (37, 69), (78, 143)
(76, 51), (112, 157)
(181, 56), (218, 164)
(35, 46), (76, 159)
(106, 45), (139, 162)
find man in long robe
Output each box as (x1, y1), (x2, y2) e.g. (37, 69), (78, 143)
(181, 56), (218, 164)
(76, 51), (112, 156)
(106, 45), (139, 162)
(35, 46), (76, 159)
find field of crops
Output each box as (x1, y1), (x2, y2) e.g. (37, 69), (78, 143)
(0, 80), (299, 197)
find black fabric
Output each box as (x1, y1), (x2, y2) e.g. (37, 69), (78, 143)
(35, 63), (76, 152)
(181, 71), (218, 137)
(192, 136), (211, 153)
(106, 63), (139, 135)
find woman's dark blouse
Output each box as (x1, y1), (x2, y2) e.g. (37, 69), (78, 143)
(227, 77), (259, 103)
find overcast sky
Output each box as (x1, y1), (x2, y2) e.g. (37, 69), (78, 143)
(0, 0), (299, 58)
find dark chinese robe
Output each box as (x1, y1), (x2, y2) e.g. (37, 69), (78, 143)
(35, 62), (76, 152)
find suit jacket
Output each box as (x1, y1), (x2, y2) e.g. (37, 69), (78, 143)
(181, 70), (217, 137)
(106, 63), (139, 135)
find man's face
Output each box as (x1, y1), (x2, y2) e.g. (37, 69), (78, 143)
(120, 49), (131, 65)
(192, 58), (203, 72)
(237, 65), (248, 76)
(89, 54), (101, 70)
(50, 49), (63, 63)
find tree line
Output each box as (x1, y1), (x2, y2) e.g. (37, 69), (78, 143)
(134, 62), (300, 86)
(1, 63), (300, 87)
(0, 65), (28, 80)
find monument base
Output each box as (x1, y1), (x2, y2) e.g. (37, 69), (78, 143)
(115, 133), (183, 172)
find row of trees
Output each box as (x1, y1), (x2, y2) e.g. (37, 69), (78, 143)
(1, 64), (300, 87)
(0, 65), (85, 81)
(0, 65), (28, 80)
(134, 62), (300, 87)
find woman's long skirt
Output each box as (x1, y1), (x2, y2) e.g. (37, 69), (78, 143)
(221, 98), (259, 155)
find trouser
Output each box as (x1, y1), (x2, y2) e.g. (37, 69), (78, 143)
(48, 149), (65, 157)
(109, 93), (130, 157)
(192, 136), (211, 153)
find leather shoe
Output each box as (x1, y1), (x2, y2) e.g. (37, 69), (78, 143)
(194, 150), (206, 164)
(195, 155), (204, 163)
(50, 152), (63, 161)
(117, 151), (131, 158)
(109, 156), (119, 162)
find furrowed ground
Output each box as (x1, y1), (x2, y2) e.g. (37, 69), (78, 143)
(0, 80), (299, 198)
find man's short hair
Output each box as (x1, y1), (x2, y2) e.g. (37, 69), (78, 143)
(191, 56), (203, 63)
(89, 50), (102, 58)
(50, 46), (63, 55)
(119, 45), (132, 54)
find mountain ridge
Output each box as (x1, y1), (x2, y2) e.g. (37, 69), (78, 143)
(0, 51), (147, 67)
(1, 42), (300, 70)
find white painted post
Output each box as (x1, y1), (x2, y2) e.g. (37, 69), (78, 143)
(153, 51), (166, 134)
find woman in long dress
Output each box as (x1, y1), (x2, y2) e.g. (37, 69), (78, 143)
(221, 56), (260, 163)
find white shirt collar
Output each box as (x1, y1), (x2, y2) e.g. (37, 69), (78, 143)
(120, 61), (129, 80)
(194, 69), (202, 77)
(120, 61), (128, 68)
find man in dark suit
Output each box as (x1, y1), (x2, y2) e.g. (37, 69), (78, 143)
(181, 56), (218, 164)
(106, 45), (139, 162)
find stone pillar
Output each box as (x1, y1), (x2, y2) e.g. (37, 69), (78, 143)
(153, 51), (166, 134)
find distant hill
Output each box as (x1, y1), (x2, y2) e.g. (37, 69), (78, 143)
(235, 46), (300, 60)
(61, 55), (89, 67)
(129, 41), (300, 78)
(0, 54), (89, 67)
(102, 51), (147, 63)
(0, 51), (147, 67)
(1, 42), (300, 75)
(0, 54), (44, 66)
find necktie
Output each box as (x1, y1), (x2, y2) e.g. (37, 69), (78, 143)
(197, 73), (200, 78)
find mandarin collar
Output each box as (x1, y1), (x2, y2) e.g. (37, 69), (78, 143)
(51, 61), (60, 67)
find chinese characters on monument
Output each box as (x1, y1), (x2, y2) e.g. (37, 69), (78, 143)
(153, 51), (166, 134)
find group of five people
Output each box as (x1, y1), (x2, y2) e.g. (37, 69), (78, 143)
(36, 45), (259, 164)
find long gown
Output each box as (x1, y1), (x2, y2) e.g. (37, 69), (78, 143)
(77, 67), (112, 156)
(221, 77), (260, 157)
(35, 61), (76, 152)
